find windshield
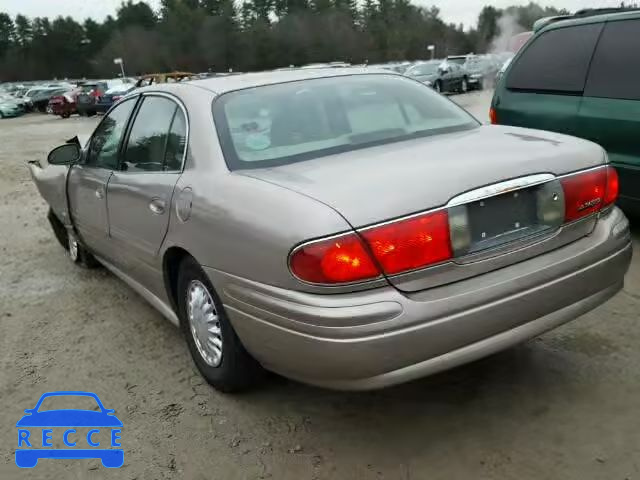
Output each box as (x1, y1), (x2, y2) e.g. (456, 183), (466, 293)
(214, 74), (478, 170)
(406, 63), (439, 76)
(447, 57), (467, 65)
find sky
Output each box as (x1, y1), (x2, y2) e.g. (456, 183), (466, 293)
(0, 0), (627, 28)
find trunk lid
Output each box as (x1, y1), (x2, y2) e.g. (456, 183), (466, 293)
(242, 125), (606, 292)
(241, 125), (605, 227)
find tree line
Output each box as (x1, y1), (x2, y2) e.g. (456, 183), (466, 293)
(0, 1), (573, 81)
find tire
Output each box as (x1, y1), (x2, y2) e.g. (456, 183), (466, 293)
(87, 110), (96, 117)
(47, 209), (69, 250)
(47, 209), (99, 268)
(67, 231), (100, 268)
(177, 256), (263, 392)
(434, 80), (442, 93)
(62, 112), (70, 119)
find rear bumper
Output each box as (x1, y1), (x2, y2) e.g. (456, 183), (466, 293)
(206, 208), (632, 390)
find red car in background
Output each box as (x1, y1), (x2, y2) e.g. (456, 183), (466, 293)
(48, 88), (81, 118)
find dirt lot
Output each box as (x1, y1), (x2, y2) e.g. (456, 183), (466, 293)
(1, 94), (639, 480)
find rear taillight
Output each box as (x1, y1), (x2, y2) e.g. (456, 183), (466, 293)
(561, 166), (618, 222)
(289, 232), (381, 284)
(604, 166), (619, 207)
(289, 210), (452, 284)
(489, 107), (498, 125)
(360, 210), (452, 275)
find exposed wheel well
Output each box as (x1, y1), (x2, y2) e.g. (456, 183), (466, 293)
(163, 247), (193, 314)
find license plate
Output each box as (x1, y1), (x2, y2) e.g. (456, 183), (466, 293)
(451, 181), (564, 256)
(468, 188), (538, 244)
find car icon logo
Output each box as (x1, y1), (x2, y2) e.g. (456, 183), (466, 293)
(15, 391), (123, 468)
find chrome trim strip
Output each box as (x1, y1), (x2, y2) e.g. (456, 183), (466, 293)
(447, 173), (556, 207)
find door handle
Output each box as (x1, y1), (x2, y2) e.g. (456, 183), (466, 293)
(95, 187), (104, 199)
(149, 198), (166, 215)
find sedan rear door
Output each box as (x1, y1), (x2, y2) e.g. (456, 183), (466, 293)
(105, 93), (187, 291)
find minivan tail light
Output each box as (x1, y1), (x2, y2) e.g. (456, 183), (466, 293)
(361, 210), (452, 275)
(561, 166), (618, 222)
(289, 232), (381, 284)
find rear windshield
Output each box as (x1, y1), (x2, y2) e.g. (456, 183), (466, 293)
(213, 75), (478, 170)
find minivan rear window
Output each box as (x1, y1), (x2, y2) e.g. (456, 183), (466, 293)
(506, 23), (602, 94)
(213, 75), (478, 170)
(584, 19), (640, 101)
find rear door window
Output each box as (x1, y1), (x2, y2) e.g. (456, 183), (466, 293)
(164, 109), (187, 171)
(506, 23), (602, 94)
(584, 19), (640, 100)
(122, 95), (179, 172)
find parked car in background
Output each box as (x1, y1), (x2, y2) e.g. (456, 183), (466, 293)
(463, 55), (501, 90)
(30, 88), (69, 113)
(405, 60), (469, 93)
(22, 88), (46, 111)
(95, 84), (136, 114)
(0, 96), (23, 118)
(0, 93), (26, 112)
(492, 8), (640, 217)
(48, 88), (82, 118)
(77, 80), (131, 117)
(29, 69), (631, 392)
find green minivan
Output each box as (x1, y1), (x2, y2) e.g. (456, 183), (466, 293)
(491, 9), (640, 217)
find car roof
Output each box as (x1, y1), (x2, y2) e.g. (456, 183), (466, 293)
(540, 9), (640, 33)
(183, 67), (392, 95)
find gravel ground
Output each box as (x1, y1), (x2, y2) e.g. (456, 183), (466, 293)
(1, 93), (639, 480)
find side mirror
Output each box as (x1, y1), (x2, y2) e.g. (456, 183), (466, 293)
(439, 67), (449, 74)
(48, 143), (80, 165)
